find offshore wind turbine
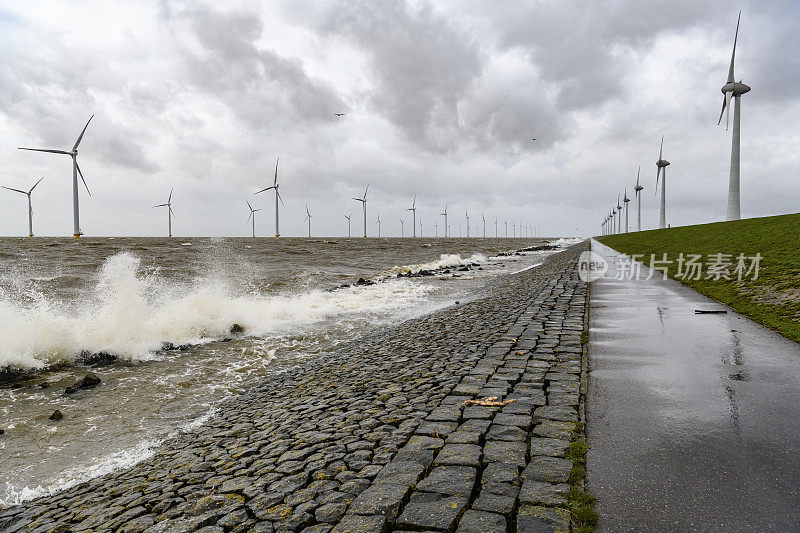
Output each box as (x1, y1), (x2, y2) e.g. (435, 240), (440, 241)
(495, 216), (498, 238)
(655, 136), (670, 229)
(153, 188), (175, 237)
(3, 177), (44, 237)
(406, 195), (417, 237)
(465, 210), (470, 238)
(634, 166), (644, 231)
(623, 188), (630, 233)
(434, 220), (438, 237)
(419, 220), (423, 237)
(344, 213), (352, 237)
(718, 11), (751, 221)
(400, 218), (405, 238)
(376, 211), (381, 238)
(353, 185), (368, 238)
(439, 204), (448, 238)
(246, 199), (260, 238)
(255, 158), (284, 237)
(19, 115), (93, 238)
(504, 220), (508, 237)
(482, 213), (486, 238)
(303, 205), (313, 237)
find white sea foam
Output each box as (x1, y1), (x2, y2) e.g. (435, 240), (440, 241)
(0, 252), (434, 369)
(550, 237), (583, 246)
(386, 253), (488, 276)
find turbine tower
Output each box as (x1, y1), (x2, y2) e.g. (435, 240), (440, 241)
(255, 158), (284, 237)
(3, 177), (44, 237)
(718, 11), (750, 221)
(634, 167), (644, 231)
(153, 189), (175, 237)
(439, 204), (448, 238)
(482, 213), (486, 238)
(344, 213), (352, 237)
(246, 199), (260, 238)
(303, 205), (313, 237)
(616, 195), (623, 234)
(400, 218), (405, 238)
(406, 195), (417, 237)
(655, 136), (670, 229)
(376, 211), (381, 237)
(623, 188), (630, 233)
(611, 206), (616, 235)
(465, 210), (470, 238)
(19, 115), (93, 238)
(494, 216), (498, 238)
(353, 185), (368, 238)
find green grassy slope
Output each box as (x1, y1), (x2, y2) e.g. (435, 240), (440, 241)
(598, 213), (800, 343)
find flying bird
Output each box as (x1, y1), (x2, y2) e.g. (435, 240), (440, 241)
(333, 113), (346, 117)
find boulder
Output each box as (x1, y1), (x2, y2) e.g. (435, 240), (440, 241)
(230, 324), (245, 334)
(65, 373), (101, 394)
(49, 410), (63, 421)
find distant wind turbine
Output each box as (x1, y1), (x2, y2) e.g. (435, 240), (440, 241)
(718, 11), (750, 221)
(616, 195), (623, 234)
(303, 205), (313, 237)
(2, 177), (44, 237)
(344, 212), (352, 237)
(465, 210), (470, 237)
(19, 115), (93, 238)
(376, 211), (381, 238)
(434, 220), (438, 237)
(255, 158), (284, 238)
(353, 185), (368, 238)
(482, 213), (486, 238)
(406, 195), (417, 237)
(153, 188), (175, 237)
(655, 136), (670, 229)
(439, 204), (448, 238)
(419, 219), (423, 237)
(400, 218), (405, 238)
(504, 220), (508, 238)
(246, 199), (260, 238)
(634, 167), (644, 231)
(623, 188), (630, 233)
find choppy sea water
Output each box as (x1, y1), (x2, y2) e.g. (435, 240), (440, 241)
(0, 236), (578, 506)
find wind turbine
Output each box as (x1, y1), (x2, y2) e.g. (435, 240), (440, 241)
(718, 11), (751, 221)
(634, 166), (644, 231)
(504, 220), (508, 238)
(482, 213), (486, 238)
(623, 188), (630, 233)
(655, 136), (670, 229)
(611, 206), (617, 235)
(616, 195), (623, 234)
(353, 185), (368, 238)
(439, 204), (448, 238)
(376, 211), (381, 237)
(494, 216), (498, 238)
(255, 158), (284, 237)
(400, 218), (405, 238)
(303, 205), (313, 237)
(19, 115), (93, 238)
(344, 213), (352, 237)
(246, 199), (260, 238)
(153, 188), (175, 237)
(419, 219), (423, 237)
(406, 195), (417, 237)
(434, 220), (438, 237)
(465, 209), (470, 237)
(3, 177), (44, 237)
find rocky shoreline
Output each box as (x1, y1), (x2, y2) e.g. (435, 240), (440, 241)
(0, 241), (588, 533)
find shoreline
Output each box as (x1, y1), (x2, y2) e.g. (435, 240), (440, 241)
(1, 241), (590, 532)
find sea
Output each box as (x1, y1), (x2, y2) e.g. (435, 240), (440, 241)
(0, 236), (578, 506)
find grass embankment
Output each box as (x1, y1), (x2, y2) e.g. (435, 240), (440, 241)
(599, 213), (800, 343)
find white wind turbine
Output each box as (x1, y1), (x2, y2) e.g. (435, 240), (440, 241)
(344, 213), (352, 237)
(19, 115), (93, 238)
(439, 204), (448, 238)
(634, 167), (644, 231)
(303, 205), (313, 237)
(246, 199), (260, 238)
(353, 185), (368, 238)
(406, 195), (417, 237)
(494, 216), (498, 238)
(3, 177), (44, 237)
(376, 211), (381, 237)
(655, 136), (670, 229)
(610, 206), (616, 235)
(623, 188), (630, 233)
(482, 213), (486, 238)
(465, 209), (470, 237)
(616, 195), (623, 234)
(434, 220), (438, 237)
(255, 158), (284, 238)
(718, 11), (750, 221)
(400, 217), (405, 238)
(153, 188), (175, 237)
(419, 219), (423, 237)
(504, 220), (508, 237)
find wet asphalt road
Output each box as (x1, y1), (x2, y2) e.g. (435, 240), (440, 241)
(587, 240), (800, 532)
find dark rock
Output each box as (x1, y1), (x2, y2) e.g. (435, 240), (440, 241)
(49, 410), (63, 421)
(220, 338), (233, 342)
(38, 382), (50, 389)
(230, 324), (245, 334)
(0, 429), (4, 435)
(77, 350), (117, 366)
(65, 373), (101, 394)
(355, 278), (375, 286)
(457, 266), (470, 272)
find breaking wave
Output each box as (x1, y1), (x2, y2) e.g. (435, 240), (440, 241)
(385, 253), (488, 276)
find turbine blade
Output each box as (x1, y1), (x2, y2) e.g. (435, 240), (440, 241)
(659, 136), (664, 159)
(274, 158), (279, 185)
(29, 176), (44, 193)
(248, 211), (253, 221)
(246, 199), (253, 211)
(725, 91), (732, 130)
(73, 115), (94, 151)
(727, 11), (741, 84)
(2, 186), (27, 195)
(636, 166), (640, 187)
(153, 203), (169, 207)
(75, 160), (91, 196)
(18, 147), (71, 155)
(168, 188), (173, 203)
(256, 186), (275, 194)
(169, 207), (176, 219)
(276, 190), (285, 207)
(717, 94), (728, 125)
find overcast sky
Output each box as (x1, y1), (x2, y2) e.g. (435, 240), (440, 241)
(0, 0), (797, 237)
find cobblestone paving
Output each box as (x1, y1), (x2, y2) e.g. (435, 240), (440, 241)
(0, 242), (588, 533)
